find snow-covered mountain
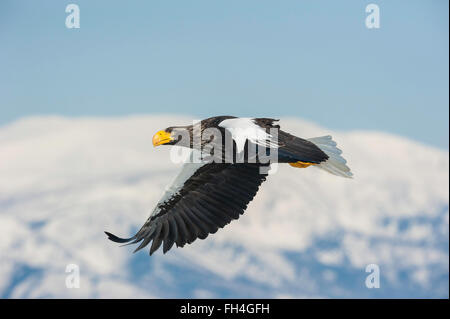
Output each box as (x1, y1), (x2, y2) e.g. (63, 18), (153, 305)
(0, 115), (448, 298)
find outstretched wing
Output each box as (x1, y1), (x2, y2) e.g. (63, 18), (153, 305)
(105, 162), (269, 255)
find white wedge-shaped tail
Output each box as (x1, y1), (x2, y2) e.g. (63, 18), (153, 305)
(307, 135), (353, 178)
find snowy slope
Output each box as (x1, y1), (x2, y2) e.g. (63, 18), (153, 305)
(0, 115), (448, 298)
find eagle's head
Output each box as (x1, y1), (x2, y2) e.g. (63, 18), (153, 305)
(152, 116), (236, 147)
(152, 126), (190, 147)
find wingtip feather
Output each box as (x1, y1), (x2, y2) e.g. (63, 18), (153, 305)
(104, 231), (135, 244)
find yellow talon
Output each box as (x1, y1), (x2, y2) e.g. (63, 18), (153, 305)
(289, 161), (316, 168)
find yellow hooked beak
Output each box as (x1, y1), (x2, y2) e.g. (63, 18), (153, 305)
(152, 130), (173, 147)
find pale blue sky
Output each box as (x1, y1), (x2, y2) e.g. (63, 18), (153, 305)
(1, 0), (448, 148)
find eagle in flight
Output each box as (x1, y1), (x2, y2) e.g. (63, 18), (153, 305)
(105, 116), (352, 255)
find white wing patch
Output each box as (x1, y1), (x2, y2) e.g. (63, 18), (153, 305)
(218, 117), (278, 153)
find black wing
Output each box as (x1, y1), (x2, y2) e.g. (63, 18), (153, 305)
(105, 163), (269, 255)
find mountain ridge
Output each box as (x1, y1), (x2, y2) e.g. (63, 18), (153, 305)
(0, 115), (448, 298)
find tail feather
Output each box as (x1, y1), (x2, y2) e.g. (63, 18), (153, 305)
(307, 135), (353, 178)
